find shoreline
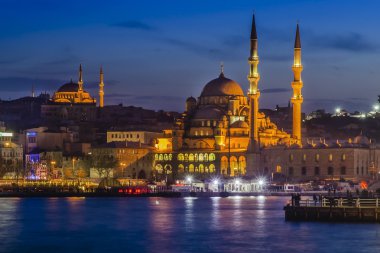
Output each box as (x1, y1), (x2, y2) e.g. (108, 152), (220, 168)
(0, 191), (327, 198)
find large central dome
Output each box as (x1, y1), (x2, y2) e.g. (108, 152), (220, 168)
(200, 73), (244, 97)
(57, 81), (79, 92)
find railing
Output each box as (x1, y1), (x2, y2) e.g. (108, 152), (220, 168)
(290, 198), (380, 208)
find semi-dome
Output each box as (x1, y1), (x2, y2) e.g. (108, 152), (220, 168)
(57, 81), (79, 92)
(193, 106), (224, 120)
(200, 73), (244, 97)
(230, 120), (249, 128)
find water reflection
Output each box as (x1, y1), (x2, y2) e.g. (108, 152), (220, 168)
(1, 196), (380, 253)
(0, 198), (20, 252)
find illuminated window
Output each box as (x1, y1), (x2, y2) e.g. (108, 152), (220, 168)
(159, 154), (163, 161)
(164, 154), (168, 161)
(199, 153), (204, 162)
(209, 153), (216, 161)
(315, 154), (320, 162)
(178, 153), (184, 161)
(178, 164), (184, 173)
(199, 164), (204, 173)
(328, 154), (333, 162)
(209, 164), (215, 173)
(342, 154), (346, 161)
(184, 154), (189, 162)
(276, 165), (282, 173)
(302, 154), (307, 162)
(194, 154), (198, 162)
(289, 154), (294, 162)
(189, 154), (194, 162)
(189, 164), (194, 173)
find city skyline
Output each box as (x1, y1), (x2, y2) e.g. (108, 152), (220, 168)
(0, 0), (380, 112)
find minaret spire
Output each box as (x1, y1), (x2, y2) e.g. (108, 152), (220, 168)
(78, 64), (83, 92)
(291, 23), (304, 146)
(99, 66), (104, 108)
(247, 13), (260, 152)
(32, 84), (35, 98)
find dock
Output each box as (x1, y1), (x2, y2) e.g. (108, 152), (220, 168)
(284, 197), (380, 222)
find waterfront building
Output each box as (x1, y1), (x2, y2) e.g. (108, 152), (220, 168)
(151, 14), (378, 183)
(0, 123), (23, 179)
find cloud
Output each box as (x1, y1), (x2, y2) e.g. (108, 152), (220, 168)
(310, 32), (377, 53)
(111, 20), (155, 31)
(0, 77), (64, 92)
(105, 93), (132, 98)
(261, 88), (291, 93)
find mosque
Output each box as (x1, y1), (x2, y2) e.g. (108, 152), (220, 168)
(41, 65), (105, 120)
(153, 14), (377, 183)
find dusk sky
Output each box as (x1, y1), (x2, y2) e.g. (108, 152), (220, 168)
(0, 0), (380, 113)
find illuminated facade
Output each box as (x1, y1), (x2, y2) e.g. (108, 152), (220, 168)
(151, 14), (378, 183)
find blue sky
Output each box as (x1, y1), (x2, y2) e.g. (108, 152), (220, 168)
(0, 0), (379, 113)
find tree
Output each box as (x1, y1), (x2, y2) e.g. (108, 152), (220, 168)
(91, 154), (118, 178)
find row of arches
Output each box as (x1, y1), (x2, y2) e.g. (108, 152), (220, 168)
(177, 153), (216, 162)
(178, 164), (216, 174)
(221, 156), (246, 176)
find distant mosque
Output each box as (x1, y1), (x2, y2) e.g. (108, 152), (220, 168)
(52, 64), (104, 107)
(41, 65), (105, 120)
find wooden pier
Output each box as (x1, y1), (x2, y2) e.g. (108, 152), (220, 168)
(284, 198), (380, 222)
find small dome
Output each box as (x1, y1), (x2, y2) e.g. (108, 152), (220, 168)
(200, 73), (244, 97)
(354, 134), (370, 145)
(57, 81), (79, 92)
(186, 96), (196, 103)
(230, 120), (249, 128)
(193, 106), (224, 120)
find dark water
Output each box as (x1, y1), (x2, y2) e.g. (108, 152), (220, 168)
(1, 196), (380, 253)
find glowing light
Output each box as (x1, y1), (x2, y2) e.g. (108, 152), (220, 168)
(186, 176), (192, 184)
(335, 108), (341, 114)
(213, 179), (219, 185)
(235, 179), (240, 185)
(0, 132), (13, 137)
(374, 105), (379, 111)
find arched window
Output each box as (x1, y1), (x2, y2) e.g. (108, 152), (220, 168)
(199, 153), (204, 162)
(178, 164), (184, 173)
(230, 156), (238, 176)
(164, 154), (168, 161)
(204, 153), (208, 162)
(342, 154), (346, 161)
(189, 153), (194, 162)
(178, 153), (184, 161)
(302, 154), (307, 162)
(194, 153), (198, 162)
(238, 156), (246, 175)
(289, 154), (294, 162)
(209, 153), (216, 162)
(328, 154), (333, 162)
(209, 164), (215, 173)
(315, 154), (320, 162)
(155, 164), (163, 174)
(199, 164), (204, 173)
(159, 154), (163, 161)
(189, 164), (194, 173)
(184, 153), (189, 162)
(154, 154), (158, 160)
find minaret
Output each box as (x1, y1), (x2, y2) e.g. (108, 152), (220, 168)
(291, 24), (303, 145)
(247, 13), (260, 152)
(78, 64), (83, 92)
(32, 84), (35, 98)
(99, 66), (104, 108)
